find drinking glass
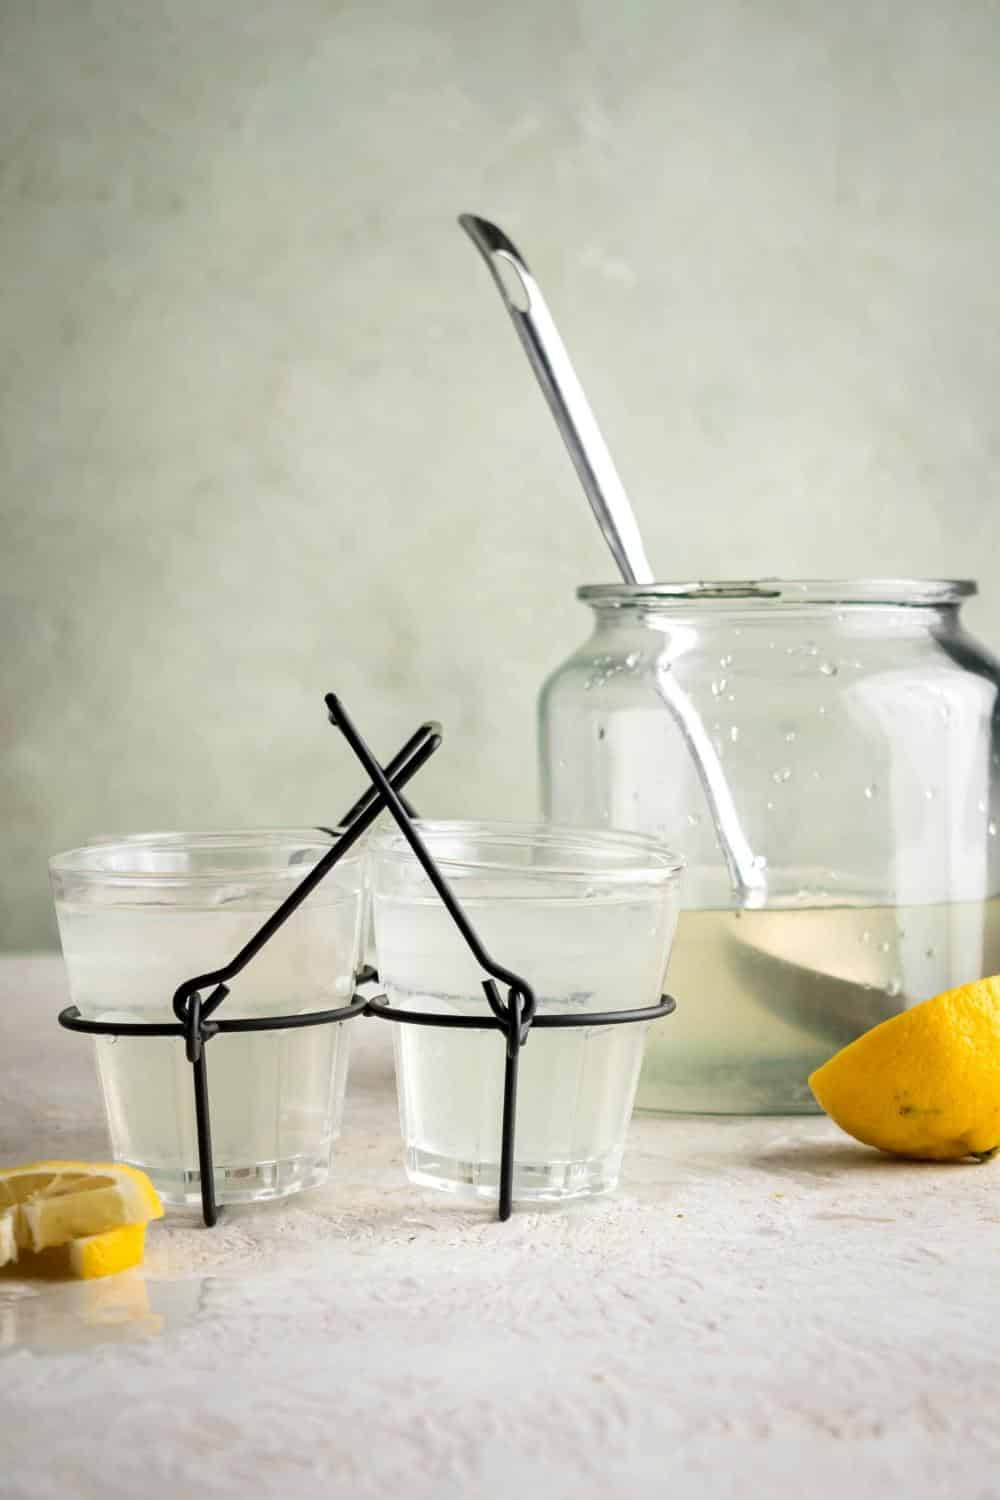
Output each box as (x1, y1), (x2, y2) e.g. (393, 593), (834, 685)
(369, 821), (682, 1203)
(50, 831), (366, 1207)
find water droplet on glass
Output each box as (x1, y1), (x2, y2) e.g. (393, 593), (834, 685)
(990, 820), (998, 838)
(925, 947), (936, 960)
(925, 787), (936, 801)
(729, 726), (740, 743)
(818, 704), (827, 716)
(887, 978), (902, 998)
(753, 854), (768, 871)
(861, 930), (872, 945)
(771, 767), (792, 784)
(766, 800), (775, 811)
(819, 661), (838, 677)
(878, 940), (890, 954)
(597, 726), (606, 741)
(978, 798), (987, 813)
(864, 783), (878, 800)
(711, 678), (728, 697)
(719, 654), (733, 668)
(784, 730), (796, 743)
(806, 642), (818, 657)
(625, 651), (640, 668)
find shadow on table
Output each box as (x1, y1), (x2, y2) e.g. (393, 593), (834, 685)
(748, 1139), (977, 1178)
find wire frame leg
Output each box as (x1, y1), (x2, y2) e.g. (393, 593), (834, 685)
(498, 995), (524, 1222)
(498, 1047), (519, 1222)
(192, 1048), (218, 1228)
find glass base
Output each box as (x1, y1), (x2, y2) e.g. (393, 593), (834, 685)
(404, 1144), (623, 1203)
(636, 1059), (822, 1115)
(130, 1147), (333, 1208)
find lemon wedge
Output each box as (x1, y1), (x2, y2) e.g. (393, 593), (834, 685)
(2, 1223), (150, 1281)
(809, 975), (1000, 1160)
(0, 1161), (163, 1273)
(68, 1222), (149, 1279)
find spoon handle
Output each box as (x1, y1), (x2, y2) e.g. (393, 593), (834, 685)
(459, 214), (654, 586)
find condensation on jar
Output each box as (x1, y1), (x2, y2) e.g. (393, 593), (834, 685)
(539, 579), (1000, 1114)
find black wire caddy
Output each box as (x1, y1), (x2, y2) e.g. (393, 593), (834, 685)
(59, 694), (677, 1228)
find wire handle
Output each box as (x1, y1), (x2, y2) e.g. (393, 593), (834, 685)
(165, 710), (441, 1224)
(57, 693), (679, 1228)
(326, 692), (536, 1218)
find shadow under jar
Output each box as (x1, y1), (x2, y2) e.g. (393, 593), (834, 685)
(49, 831), (366, 1206)
(539, 580), (1000, 1114)
(368, 821), (682, 1203)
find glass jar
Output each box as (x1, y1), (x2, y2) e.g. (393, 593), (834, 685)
(539, 580), (1000, 1114)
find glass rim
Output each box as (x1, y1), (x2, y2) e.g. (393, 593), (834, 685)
(577, 578), (976, 609)
(49, 828), (364, 885)
(81, 827), (344, 842)
(370, 818), (685, 883)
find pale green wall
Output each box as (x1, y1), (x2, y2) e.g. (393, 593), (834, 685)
(3, 0), (999, 948)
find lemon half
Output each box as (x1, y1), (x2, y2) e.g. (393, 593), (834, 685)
(809, 975), (1000, 1160)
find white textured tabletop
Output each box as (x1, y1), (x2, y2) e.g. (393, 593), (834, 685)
(2, 956), (998, 1499)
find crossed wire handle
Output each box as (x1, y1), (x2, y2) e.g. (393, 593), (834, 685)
(326, 693), (538, 1033)
(325, 692), (539, 1219)
(170, 720), (440, 1034)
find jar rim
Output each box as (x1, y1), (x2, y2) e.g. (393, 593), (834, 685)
(577, 578), (976, 608)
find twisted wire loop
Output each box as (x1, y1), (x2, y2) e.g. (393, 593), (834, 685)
(176, 989), (221, 1063)
(174, 978), (229, 1029)
(481, 979), (536, 1057)
(182, 992), (204, 1064)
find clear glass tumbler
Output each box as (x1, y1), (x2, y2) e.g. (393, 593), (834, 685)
(50, 831), (366, 1207)
(369, 820), (682, 1203)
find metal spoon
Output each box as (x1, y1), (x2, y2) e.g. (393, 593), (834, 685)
(459, 213), (766, 906)
(458, 214), (654, 585)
